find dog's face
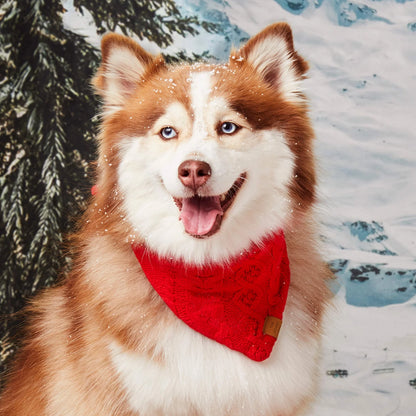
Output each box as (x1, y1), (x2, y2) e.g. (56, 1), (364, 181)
(94, 24), (316, 264)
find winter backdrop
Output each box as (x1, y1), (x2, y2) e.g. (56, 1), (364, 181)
(1, 0), (415, 414)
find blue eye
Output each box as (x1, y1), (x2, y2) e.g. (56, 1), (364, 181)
(220, 122), (239, 135)
(160, 126), (178, 140)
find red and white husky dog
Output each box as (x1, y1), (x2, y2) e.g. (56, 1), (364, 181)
(0, 23), (331, 416)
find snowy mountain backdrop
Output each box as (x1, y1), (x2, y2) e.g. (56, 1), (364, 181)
(63, 0), (416, 414)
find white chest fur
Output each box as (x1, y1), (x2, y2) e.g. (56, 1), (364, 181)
(110, 314), (319, 416)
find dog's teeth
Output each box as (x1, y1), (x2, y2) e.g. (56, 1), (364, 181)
(220, 194), (226, 202)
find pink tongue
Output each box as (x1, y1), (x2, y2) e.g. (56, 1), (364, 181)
(179, 196), (223, 236)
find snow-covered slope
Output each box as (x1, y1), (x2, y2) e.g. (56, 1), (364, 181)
(64, 0), (416, 413)
(316, 292), (416, 415)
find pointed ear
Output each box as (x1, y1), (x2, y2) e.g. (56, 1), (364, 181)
(234, 23), (309, 102)
(93, 33), (164, 111)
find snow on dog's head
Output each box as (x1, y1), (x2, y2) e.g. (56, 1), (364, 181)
(93, 23), (316, 265)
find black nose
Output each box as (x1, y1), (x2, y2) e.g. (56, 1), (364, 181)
(178, 160), (211, 191)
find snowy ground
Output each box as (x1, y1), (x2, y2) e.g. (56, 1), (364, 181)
(64, 0), (416, 413)
(312, 292), (416, 415)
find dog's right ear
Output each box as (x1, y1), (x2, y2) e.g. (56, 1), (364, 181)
(234, 23), (308, 103)
(94, 33), (164, 111)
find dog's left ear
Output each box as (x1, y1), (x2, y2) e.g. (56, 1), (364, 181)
(234, 23), (308, 101)
(94, 33), (165, 111)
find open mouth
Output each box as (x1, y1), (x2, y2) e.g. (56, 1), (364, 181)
(174, 173), (247, 238)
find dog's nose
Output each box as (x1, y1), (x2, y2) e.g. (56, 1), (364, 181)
(178, 160), (211, 191)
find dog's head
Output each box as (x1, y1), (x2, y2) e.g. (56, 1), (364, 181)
(93, 23), (316, 264)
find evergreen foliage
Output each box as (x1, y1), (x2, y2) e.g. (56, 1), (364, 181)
(74, 0), (218, 47)
(0, 0), (217, 374)
(0, 0), (100, 368)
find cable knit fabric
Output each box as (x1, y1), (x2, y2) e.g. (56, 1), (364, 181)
(132, 231), (290, 361)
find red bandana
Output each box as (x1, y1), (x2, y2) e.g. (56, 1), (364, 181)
(132, 232), (290, 361)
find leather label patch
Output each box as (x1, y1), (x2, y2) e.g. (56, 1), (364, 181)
(263, 316), (282, 338)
